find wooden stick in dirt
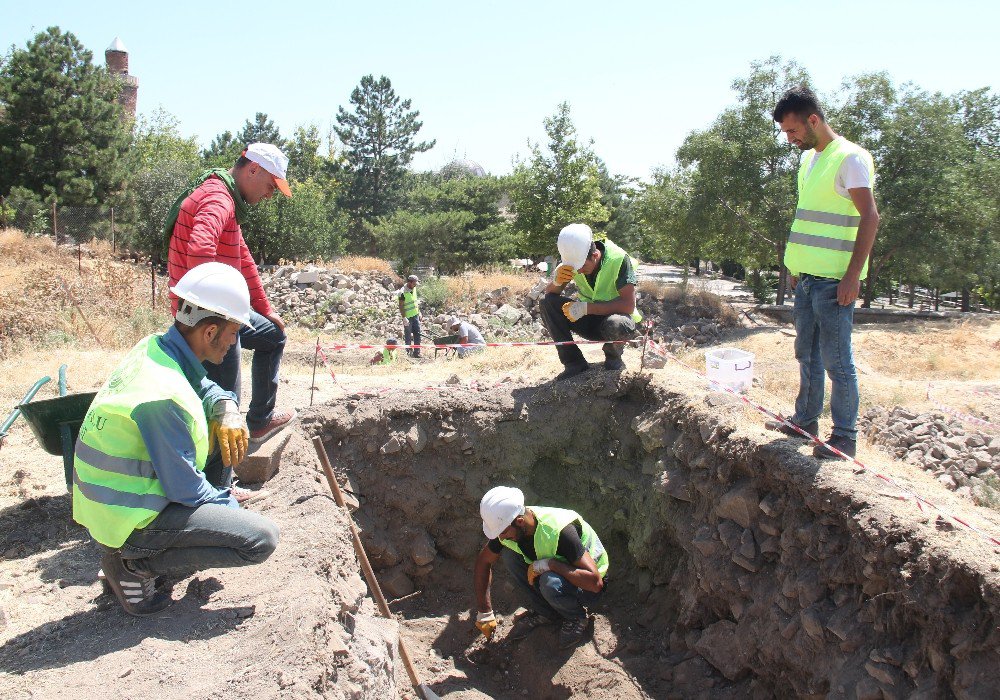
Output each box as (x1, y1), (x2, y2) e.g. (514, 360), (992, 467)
(311, 436), (441, 700)
(310, 337), (319, 407)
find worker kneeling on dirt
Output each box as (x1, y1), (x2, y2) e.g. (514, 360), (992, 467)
(539, 223), (641, 381)
(473, 486), (608, 649)
(370, 338), (400, 365)
(73, 262), (279, 617)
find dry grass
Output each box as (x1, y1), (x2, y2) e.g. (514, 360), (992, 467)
(443, 269), (538, 313)
(641, 282), (741, 328)
(0, 229), (170, 358)
(682, 316), (1000, 420)
(331, 256), (395, 274)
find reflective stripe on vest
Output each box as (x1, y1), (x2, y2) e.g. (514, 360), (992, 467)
(500, 506), (610, 577)
(783, 138), (874, 280)
(73, 335), (210, 547)
(380, 348), (396, 364)
(572, 239), (642, 324)
(402, 288), (419, 318)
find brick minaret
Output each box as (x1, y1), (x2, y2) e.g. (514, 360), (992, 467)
(105, 37), (138, 117)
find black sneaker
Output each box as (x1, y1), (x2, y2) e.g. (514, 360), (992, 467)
(100, 549), (172, 617)
(813, 435), (857, 460)
(509, 611), (557, 641)
(554, 362), (590, 381)
(603, 343), (625, 371)
(558, 615), (592, 649)
(765, 419), (818, 439)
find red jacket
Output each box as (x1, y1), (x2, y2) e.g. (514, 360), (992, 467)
(167, 175), (271, 316)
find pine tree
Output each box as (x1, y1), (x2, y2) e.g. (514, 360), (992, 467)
(0, 27), (129, 205)
(334, 74), (435, 252)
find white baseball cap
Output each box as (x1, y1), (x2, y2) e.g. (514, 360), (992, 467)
(244, 143), (292, 197)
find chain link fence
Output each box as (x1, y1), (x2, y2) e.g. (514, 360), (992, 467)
(1, 196), (123, 250)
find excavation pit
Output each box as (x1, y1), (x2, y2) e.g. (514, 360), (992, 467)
(304, 372), (1000, 699)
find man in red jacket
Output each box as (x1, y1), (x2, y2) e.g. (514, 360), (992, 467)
(166, 143), (297, 496)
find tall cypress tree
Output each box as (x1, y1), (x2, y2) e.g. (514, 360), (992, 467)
(0, 27), (130, 205)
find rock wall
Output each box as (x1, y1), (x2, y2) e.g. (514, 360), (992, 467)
(303, 373), (1000, 698)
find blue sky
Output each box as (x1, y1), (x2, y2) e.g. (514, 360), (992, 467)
(1, 0), (996, 180)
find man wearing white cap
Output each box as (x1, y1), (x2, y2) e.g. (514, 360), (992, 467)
(448, 315), (485, 358)
(539, 224), (642, 380)
(165, 143), (297, 502)
(472, 486), (608, 649)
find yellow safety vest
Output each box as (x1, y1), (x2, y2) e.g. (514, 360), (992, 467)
(573, 239), (642, 323)
(500, 506), (609, 577)
(73, 335), (210, 547)
(784, 138), (875, 280)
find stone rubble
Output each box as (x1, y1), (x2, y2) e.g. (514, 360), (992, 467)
(859, 405), (1000, 503)
(262, 265), (546, 342)
(262, 266), (730, 352)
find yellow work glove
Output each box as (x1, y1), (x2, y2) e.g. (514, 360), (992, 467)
(209, 400), (249, 467)
(475, 611), (497, 640)
(562, 301), (588, 323)
(555, 264), (576, 286)
(526, 558), (552, 587)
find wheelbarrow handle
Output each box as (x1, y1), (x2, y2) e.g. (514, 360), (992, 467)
(0, 376), (51, 437)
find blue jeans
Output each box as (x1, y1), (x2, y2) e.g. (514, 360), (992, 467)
(501, 548), (602, 621)
(119, 502), (279, 577)
(205, 309), (286, 433)
(791, 275), (859, 440)
(403, 316), (421, 357)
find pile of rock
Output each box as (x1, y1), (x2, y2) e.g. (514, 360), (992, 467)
(262, 265), (544, 341)
(859, 406), (1000, 500)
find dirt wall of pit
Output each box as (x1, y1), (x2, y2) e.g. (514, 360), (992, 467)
(304, 372), (1000, 699)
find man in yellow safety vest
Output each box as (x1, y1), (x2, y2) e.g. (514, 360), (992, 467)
(398, 274), (422, 358)
(768, 86), (880, 459)
(539, 223), (642, 381)
(472, 486), (608, 649)
(73, 263), (279, 616)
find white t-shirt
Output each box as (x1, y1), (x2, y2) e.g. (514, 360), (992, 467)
(455, 322), (485, 345)
(803, 138), (874, 199)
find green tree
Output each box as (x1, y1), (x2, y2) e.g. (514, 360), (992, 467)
(510, 102), (608, 258)
(117, 108), (201, 255)
(637, 168), (700, 272)
(0, 27), (130, 205)
(373, 174), (514, 274)
(334, 75), (435, 252)
(239, 112), (286, 149)
(201, 130), (241, 168)
(676, 56), (808, 302)
(242, 178), (348, 264)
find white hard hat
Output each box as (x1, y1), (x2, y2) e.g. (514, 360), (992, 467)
(557, 223), (593, 270)
(448, 316), (462, 328)
(480, 486), (525, 540)
(171, 262), (252, 327)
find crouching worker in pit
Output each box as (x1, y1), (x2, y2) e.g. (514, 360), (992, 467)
(473, 486), (608, 649)
(73, 262), (279, 616)
(539, 223), (642, 381)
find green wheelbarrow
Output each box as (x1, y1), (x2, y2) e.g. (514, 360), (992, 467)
(13, 365), (96, 492)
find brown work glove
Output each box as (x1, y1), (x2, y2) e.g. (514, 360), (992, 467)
(209, 400), (249, 467)
(561, 301), (588, 323)
(555, 264), (576, 286)
(475, 610), (497, 640)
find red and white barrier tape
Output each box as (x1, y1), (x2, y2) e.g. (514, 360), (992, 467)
(312, 333), (1000, 548)
(926, 382), (999, 432)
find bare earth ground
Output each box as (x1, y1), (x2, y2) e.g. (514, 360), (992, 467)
(2, 313), (1000, 697)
